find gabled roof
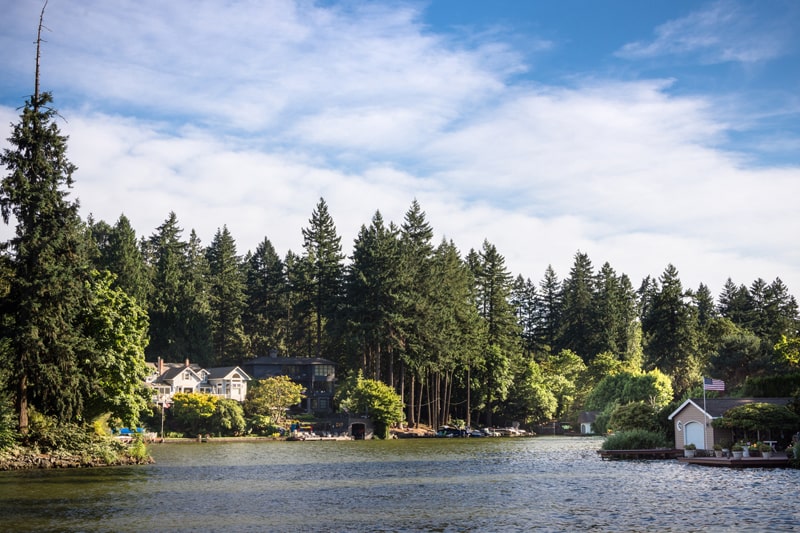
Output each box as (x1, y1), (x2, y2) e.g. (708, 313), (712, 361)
(205, 366), (251, 381)
(153, 365), (203, 384)
(668, 397), (791, 420)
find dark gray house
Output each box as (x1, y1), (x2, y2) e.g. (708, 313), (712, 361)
(242, 356), (337, 414)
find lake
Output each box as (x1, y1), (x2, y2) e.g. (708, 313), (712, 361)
(1, 436), (798, 532)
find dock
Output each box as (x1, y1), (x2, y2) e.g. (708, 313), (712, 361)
(678, 455), (791, 468)
(597, 449), (684, 460)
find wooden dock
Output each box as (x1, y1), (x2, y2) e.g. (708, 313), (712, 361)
(678, 455), (791, 468)
(597, 449), (684, 460)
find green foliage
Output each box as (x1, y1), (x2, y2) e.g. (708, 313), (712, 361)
(206, 226), (247, 365)
(338, 373), (404, 438)
(212, 398), (246, 436)
(584, 370), (673, 412)
(0, 394), (18, 451)
(247, 414), (284, 436)
(1, 91), (91, 428)
(80, 270), (150, 426)
(608, 402), (658, 432)
(642, 265), (700, 396)
(171, 392), (219, 437)
(601, 429), (670, 450)
(775, 335), (800, 367)
(245, 376), (305, 424)
(712, 402), (800, 432)
(741, 372), (800, 397)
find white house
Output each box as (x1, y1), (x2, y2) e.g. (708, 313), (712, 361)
(147, 358), (251, 404)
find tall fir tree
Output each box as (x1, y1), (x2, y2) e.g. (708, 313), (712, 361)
(642, 264), (700, 395)
(300, 198), (345, 359)
(397, 199), (435, 426)
(206, 226), (247, 365)
(1, 90), (91, 431)
(558, 251), (597, 361)
(243, 237), (288, 357)
(345, 211), (402, 381)
(535, 265), (562, 353)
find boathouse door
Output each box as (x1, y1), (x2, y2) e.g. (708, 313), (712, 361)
(684, 421), (704, 449)
(351, 423), (366, 440)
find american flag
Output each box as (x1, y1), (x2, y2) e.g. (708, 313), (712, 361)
(703, 377), (725, 391)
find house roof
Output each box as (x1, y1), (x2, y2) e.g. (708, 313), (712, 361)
(246, 356), (337, 366)
(153, 365), (203, 384)
(205, 366), (251, 380)
(668, 397), (791, 421)
(578, 411), (599, 424)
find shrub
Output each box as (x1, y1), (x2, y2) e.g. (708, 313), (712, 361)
(609, 402), (658, 432)
(601, 429), (670, 450)
(0, 395), (17, 451)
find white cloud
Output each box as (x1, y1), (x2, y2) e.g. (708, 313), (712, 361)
(616, 0), (788, 64)
(1, 0), (799, 298)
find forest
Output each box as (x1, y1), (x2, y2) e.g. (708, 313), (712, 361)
(2, 86), (800, 441)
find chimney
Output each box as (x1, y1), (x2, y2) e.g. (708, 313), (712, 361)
(185, 358), (190, 368)
(158, 357), (163, 375)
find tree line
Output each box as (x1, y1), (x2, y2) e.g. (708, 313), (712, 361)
(3, 88), (799, 438)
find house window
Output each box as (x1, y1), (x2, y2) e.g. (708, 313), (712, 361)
(314, 365), (334, 377)
(183, 371), (192, 380)
(317, 398), (329, 409)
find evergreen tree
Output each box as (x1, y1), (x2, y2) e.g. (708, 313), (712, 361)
(206, 226), (247, 365)
(300, 198), (344, 358)
(397, 200), (436, 426)
(718, 278), (751, 326)
(558, 251), (597, 361)
(642, 264), (700, 395)
(345, 212), (402, 381)
(146, 212), (192, 360)
(535, 265), (562, 352)
(90, 214), (150, 306)
(183, 230), (213, 366)
(243, 237), (288, 357)
(512, 275), (538, 359)
(1, 90), (91, 432)
(471, 240), (520, 427)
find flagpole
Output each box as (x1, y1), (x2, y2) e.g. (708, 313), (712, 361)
(702, 377), (708, 451)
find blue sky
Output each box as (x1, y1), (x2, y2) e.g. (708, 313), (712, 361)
(1, 0), (799, 296)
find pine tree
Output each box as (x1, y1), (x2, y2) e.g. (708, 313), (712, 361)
(1, 86), (90, 430)
(300, 198), (344, 359)
(206, 226), (247, 365)
(535, 265), (562, 352)
(397, 200), (435, 426)
(90, 214), (150, 307)
(243, 237), (288, 357)
(642, 264), (700, 395)
(146, 212), (191, 360)
(471, 240), (520, 427)
(345, 211), (402, 381)
(558, 251), (597, 361)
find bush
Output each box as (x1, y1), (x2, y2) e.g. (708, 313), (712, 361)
(0, 395), (18, 451)
(601, 429), (670, 450)
(609, 402), (658, 432)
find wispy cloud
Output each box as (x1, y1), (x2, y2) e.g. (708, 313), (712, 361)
(616, 0), (789, 64)
(1, 1), (799, 295)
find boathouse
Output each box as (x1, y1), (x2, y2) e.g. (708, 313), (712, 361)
(668, 397), (792, 450)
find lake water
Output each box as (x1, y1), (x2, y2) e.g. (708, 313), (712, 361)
(1, 437), (798, 532)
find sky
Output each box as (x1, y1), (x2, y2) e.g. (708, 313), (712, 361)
(1, 0), (799, 297)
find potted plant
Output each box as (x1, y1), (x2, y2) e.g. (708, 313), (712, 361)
(740, 442), (750, 457)
(731, 444), (744, 459)
(684, 443), (697, 458)
(759, 443), (772, 459)
(748, 443), (760, 457)
(713, 443), (723, 458)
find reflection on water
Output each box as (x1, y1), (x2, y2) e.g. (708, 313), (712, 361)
(2, 437), (799, 532)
